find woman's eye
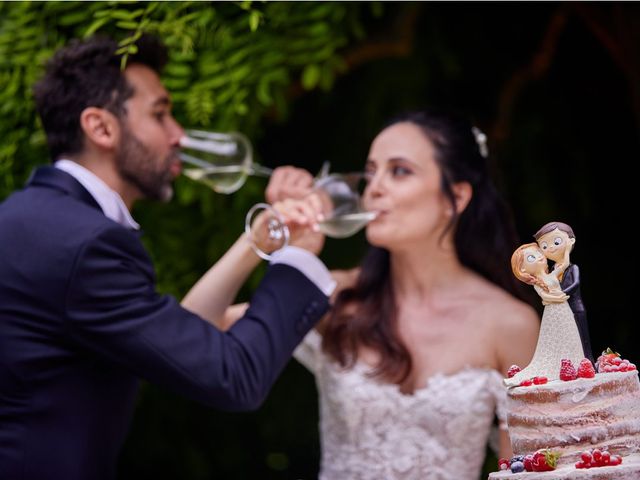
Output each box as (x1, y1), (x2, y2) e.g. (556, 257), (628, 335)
(154, 112), (166, 121)
(391, 165), (411, 176)
(527, 255), (536, 262)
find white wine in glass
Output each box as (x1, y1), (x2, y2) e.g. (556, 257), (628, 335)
(179, 129), (273, 194)
(317, 211), (378, 238)
(245, 172), (377, 260)
(312, 173), (377, 238)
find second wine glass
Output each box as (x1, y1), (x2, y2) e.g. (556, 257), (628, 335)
(179, 129), (273, 194)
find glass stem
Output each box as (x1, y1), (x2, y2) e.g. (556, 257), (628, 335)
(248, 165), (274, 178)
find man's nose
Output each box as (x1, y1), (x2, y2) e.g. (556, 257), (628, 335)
(168, 117), (185, 146)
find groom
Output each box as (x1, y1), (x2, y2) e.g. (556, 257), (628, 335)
(534, 221), (594, 363)
(0, 35), (333, 480)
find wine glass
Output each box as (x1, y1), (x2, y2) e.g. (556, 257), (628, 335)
(244, 172), (377, 260)
(179, 129), (273, 194)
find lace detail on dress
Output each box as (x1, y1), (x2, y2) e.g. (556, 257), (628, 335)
(294, 330), (507, 480)
(505, 301), (584, 387)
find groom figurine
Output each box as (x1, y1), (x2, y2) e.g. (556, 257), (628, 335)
(534, 221), (594, 363)
(0, 35), (333, 480)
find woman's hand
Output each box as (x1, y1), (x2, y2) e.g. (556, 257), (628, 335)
(249, 195), (325, 256)
(265, 166), (314, 203)
(540, 290), (569, 304)
(273, 196), (325, 255)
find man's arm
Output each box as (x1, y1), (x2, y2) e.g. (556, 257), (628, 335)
(561, 264), (580, 295)
(64, 225), (329, 411)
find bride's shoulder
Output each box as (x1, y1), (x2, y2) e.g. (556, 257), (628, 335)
(471, 276), (539, 329)
(467, 279), (540, 370)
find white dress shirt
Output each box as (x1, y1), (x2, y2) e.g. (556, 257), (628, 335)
(55, 159), (140, 230)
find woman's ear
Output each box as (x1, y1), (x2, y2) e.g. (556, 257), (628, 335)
(451, 181), (473, 214)
(79, 107), (120, 151)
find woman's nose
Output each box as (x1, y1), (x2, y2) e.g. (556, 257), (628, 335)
(365, 172), (385, 198)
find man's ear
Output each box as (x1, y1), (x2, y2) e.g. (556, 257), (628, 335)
(451, 181), (473, 214)
(79, 107), (120, 150)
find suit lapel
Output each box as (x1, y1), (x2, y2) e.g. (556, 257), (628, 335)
(26, 166), (103, 213)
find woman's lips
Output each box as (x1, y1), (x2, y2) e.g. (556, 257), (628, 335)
(367, 209), (387, 221)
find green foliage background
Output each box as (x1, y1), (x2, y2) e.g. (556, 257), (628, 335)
(2, 2), (640, 479)
(0, 2), (372, 478)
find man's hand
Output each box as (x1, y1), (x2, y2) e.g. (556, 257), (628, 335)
(265, 166), (314, 203)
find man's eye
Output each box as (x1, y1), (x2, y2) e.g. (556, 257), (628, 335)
(154, 112), (166, 121)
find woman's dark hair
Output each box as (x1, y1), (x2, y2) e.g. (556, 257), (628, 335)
(323, 109), (529, 389)
(33, 35), (168, 161)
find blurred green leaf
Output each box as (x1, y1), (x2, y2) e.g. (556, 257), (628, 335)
(301, 63), (321, 90)
(249, 10), (261, 32)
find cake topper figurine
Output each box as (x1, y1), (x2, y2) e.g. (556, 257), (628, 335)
(504, 236), (585, 387)
(534, 222), (593, 363)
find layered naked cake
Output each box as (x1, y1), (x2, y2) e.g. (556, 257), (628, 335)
(488, 370), (640, 479)
(493, 225), (640, 478)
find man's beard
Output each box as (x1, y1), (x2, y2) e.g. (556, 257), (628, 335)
(115, 129), (177, 202)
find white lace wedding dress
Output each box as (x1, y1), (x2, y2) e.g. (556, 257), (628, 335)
(294, 329), (507, 480)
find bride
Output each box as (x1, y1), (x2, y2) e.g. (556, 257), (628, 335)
(290, 110), (539, 479)
(207, 109), (540, 479)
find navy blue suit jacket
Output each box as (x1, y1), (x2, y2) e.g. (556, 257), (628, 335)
(0, 166), (329, 479)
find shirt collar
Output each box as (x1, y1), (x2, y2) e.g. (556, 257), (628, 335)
(54, 159), (140, 230)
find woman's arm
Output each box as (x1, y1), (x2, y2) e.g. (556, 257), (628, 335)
(534, 284), (568, 304)
(496, 300), (540, 374)
(181, 166), (319, 329)
(181, 234), (261, 328)
(499, 430), (514, 461)
(551, 251), (570, 278)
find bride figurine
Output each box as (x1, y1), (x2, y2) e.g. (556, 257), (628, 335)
(504, 241), (585, 387)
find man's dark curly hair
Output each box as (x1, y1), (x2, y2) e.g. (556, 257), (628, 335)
(33, 35), (168, 161)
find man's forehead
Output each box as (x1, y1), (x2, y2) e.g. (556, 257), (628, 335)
(540, 228), (567, 239)
(123, 63), (170, 104)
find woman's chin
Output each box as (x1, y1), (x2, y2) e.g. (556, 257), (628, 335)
(365, 228), (393, 249)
